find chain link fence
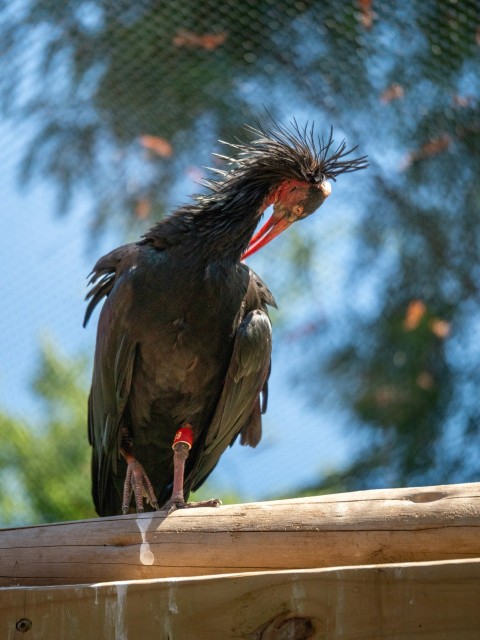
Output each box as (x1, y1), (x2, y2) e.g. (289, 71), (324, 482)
(1, 0), (479, 525)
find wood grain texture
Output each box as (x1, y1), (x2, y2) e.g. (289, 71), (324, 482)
(2, 560), (480, 639)
(1, 482), (480, 586)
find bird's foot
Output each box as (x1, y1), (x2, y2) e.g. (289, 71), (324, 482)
(161, 494), (222, 515)
(122, 458), (160, 514)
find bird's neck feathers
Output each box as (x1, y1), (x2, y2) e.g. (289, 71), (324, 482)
(143, 177), (275, 263)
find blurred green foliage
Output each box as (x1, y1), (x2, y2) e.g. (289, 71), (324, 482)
(0, 344), (96, 525)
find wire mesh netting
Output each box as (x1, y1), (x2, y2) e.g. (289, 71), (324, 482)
(0, 0), (479, 525)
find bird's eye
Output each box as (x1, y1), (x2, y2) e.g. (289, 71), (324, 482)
(292, 205), (304, 216)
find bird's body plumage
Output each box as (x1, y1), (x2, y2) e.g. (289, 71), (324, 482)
(85, 119), (367, 516)
(86, 180), (275, 516)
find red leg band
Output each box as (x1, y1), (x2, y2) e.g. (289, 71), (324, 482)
(172, 425), (194, 450)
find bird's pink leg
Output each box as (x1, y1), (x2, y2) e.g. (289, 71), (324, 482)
(161, 425), (221, 514)
(168, 441), (190, 505)
(120, 428), (159, 514)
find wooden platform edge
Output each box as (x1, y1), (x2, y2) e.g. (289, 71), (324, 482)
(1, 481), (480, 586)
(2, 559), (480, 640)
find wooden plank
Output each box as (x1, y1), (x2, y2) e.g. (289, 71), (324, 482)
(1, 482), (480, 586)
(2, 560), (480, 639)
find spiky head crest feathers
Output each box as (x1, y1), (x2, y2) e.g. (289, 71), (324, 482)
(142, 117), (367, 258)
(205, 117), (368, 196)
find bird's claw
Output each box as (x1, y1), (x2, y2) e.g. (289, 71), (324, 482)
(122, 459), (160, 514)
(161, 496), (222, 515)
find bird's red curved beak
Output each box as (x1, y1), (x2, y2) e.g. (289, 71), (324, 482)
(242, 214), (292, 259)
(242, 180), (331, 259)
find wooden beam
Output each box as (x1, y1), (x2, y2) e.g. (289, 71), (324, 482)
(2, 560), (480, 639)
(1, 482), (480, 586)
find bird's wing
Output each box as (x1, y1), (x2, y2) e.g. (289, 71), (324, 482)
(83, 245), (136, 327)
(85, 244), (138, 515)
(188, 270), (274, 493)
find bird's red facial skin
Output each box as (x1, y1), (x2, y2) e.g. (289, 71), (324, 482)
(263, 179), (313, 209)
(243, 179), (331, 259)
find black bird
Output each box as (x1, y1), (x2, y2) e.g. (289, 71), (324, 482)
(84, 119), (367, 516)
